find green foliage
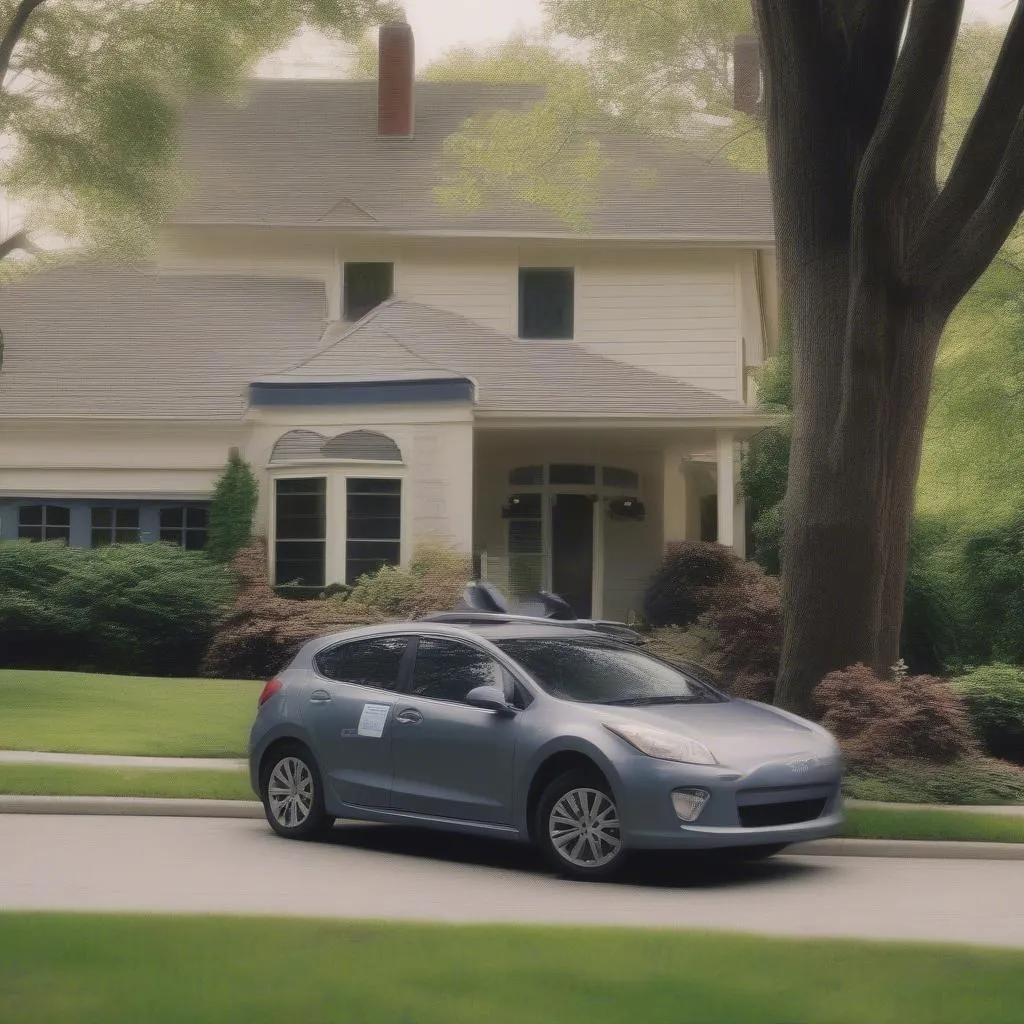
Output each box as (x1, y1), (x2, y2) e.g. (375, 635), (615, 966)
(344, 543), (472, 617)
(0, 0), (400, 259)
(206, 453), (259, 564)
(953, 665), (1024, 765)
(845, 756), (1024, 806)
(0, 540), (234, 676)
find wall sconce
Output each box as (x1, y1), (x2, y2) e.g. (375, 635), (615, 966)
(608, 497), (646, 521)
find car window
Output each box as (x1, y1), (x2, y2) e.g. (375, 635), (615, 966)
(314, 636), (410, 691)
(493, 638), (726, 706)
(409, 637), (506, 704)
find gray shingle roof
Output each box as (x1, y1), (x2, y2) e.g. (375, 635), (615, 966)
(174, 81), (775, 242)
(264, 298), (755, 419)
(0, 266), (328, 420)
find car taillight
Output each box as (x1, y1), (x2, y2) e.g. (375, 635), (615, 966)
(258, 679), (283, 708)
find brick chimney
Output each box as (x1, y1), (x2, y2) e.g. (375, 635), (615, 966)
(378, 21), (415, 138)
(733, 34), (761, 116)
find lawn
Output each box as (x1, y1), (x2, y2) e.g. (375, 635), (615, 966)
(0, 670), (261, 757)
(0, 765), (254, 801)
(2, 914), (1023, 1024)
(843, 805), (1024, 844)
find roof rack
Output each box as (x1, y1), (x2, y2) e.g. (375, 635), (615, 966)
(419, 611), (646, 645)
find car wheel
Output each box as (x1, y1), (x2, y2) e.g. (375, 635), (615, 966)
(260, 744), (333, 841)
(535, 769), (627, 881)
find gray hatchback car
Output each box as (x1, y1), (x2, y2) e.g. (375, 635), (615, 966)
(248, 616), (844, 880)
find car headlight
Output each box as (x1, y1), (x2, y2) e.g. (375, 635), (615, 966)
(604, 722), (717, 765)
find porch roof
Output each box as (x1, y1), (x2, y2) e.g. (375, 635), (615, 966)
(256, 298), (758, 420)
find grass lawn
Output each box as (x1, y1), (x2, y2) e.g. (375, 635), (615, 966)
(843, 805), (1024, 844)
(0, 765), (253, 801)
(0, 670), (260, 757)
(3, 914), (1024, 1024)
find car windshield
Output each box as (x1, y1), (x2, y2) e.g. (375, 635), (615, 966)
(494, 637), (727, 706)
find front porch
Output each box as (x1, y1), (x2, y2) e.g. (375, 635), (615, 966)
(471, 426), (750, 622)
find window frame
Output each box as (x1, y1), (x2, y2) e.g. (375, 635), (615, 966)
(343, 261), (395, 322)
(89, 506), (142, 547)
(312, 634), (415, 693)
(17, 503), (71, 543)
(518, 266), (575, 341)
(158, 504), (210, 551)
(273, 475), (328, 589)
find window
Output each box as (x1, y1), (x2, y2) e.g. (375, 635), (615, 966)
(519, 268), (574, 340)
(275, 477), (327, 588)
(17, 504), (71, 542)
(509, 465), (543, 486)
(409, 637), (506, 704)
(506, 492), (543, 599)
(91, 507), (140, 547)
(602, 467), (640, 489)
(494, 638), (726, 706)
(315, 636), (410, 691)
(346, 478), (401, 585)
(549, 463), (595, 485)
(159, 506), (209, 550)
(344, 262), (394, 321)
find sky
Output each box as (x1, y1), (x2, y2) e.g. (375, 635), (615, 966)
(257, 0), (1017, 77)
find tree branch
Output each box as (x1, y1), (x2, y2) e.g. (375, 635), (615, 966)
(851, 0), (963, 257)
(0, 228), (38, 259)
(907, 2), (1024, 279)
(932, 104), (1024, 309)
(0, 0), (48, 86)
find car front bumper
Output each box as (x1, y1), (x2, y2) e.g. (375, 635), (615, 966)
(613, 752), (844, 851)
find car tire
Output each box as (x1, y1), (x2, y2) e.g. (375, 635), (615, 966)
(535, 769), (627, 881)
(259, 743), (333, 841)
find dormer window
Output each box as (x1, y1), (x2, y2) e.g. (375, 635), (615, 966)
(344, 262), (394, 321)
(519, 268), (574, 340)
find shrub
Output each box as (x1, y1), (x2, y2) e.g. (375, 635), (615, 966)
(344, 544), (472, 618)
(643, 541), (744, 628)
(845, 755), (1024, 805)
(812, 663), (977, 770)
(206, 453), (259, 564)
(0, 539), (233, 676)
(952, 664), (1024, 764)
(200, 542), (384, 680)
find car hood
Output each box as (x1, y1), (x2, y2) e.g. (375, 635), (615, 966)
(594, 699), (838, 771)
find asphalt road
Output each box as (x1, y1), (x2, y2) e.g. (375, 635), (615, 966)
(3, 814), (1023, 947)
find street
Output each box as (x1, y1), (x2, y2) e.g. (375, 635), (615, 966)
(3, 813), (1023, 947)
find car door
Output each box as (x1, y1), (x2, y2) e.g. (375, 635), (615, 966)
(389, 635), (521, 826)
(302, 634), (413, 810)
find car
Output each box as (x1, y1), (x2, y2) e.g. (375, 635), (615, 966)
(248, 614), (845, 880)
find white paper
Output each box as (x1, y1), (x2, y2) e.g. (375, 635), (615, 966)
(357, 703), (391, 738)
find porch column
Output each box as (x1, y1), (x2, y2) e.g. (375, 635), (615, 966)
(662, 442), (689, 547)
(716, 431), (736, 550)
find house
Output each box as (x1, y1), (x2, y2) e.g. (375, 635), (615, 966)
(0, 22), (779, 622)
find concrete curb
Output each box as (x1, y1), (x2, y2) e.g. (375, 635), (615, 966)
(3, 796), (1024, 860)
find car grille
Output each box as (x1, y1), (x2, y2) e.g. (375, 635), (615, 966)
(738, 798), (828, 828)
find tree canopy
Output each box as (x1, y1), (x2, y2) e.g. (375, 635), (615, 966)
(0, 0), (399, 264)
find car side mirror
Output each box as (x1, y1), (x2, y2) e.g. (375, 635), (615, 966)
(465, 685), (516, 715)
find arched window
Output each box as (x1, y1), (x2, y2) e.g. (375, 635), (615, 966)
(270, 429), (403, 464)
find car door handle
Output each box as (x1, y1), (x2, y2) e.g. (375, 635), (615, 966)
(309, 690), (332, 704)
(395, 708), (422, 725)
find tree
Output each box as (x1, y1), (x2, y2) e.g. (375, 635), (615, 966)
(431, 3), (1024, 714)
(206, 452), (259, 565)
(0, 0), (398, 264)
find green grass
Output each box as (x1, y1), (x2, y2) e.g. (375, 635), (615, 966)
(2, 914), (1023, 1024)
(0, 765), (253, 801)
(843, 805), (1024, 844)
(0, 670), (261, 757)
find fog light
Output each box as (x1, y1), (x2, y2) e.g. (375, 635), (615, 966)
(671, 788), (710, 822)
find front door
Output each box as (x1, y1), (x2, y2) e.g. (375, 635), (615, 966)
(551, 493), (594, 618)
(302, 634), (412, 809)
(389, 636), (519, 825)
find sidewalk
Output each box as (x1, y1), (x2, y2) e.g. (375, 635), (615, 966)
(3, 750), (1024, 817)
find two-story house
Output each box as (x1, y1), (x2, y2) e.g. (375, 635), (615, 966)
(0, 22), (778, 622)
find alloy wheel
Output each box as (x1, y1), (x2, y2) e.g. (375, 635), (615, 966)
(548, 787), (622, 869)
(267, 756), (314, 829)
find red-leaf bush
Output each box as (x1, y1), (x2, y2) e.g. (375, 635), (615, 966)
(812, 663), (977, 770)
(643, 541), (745, 627)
